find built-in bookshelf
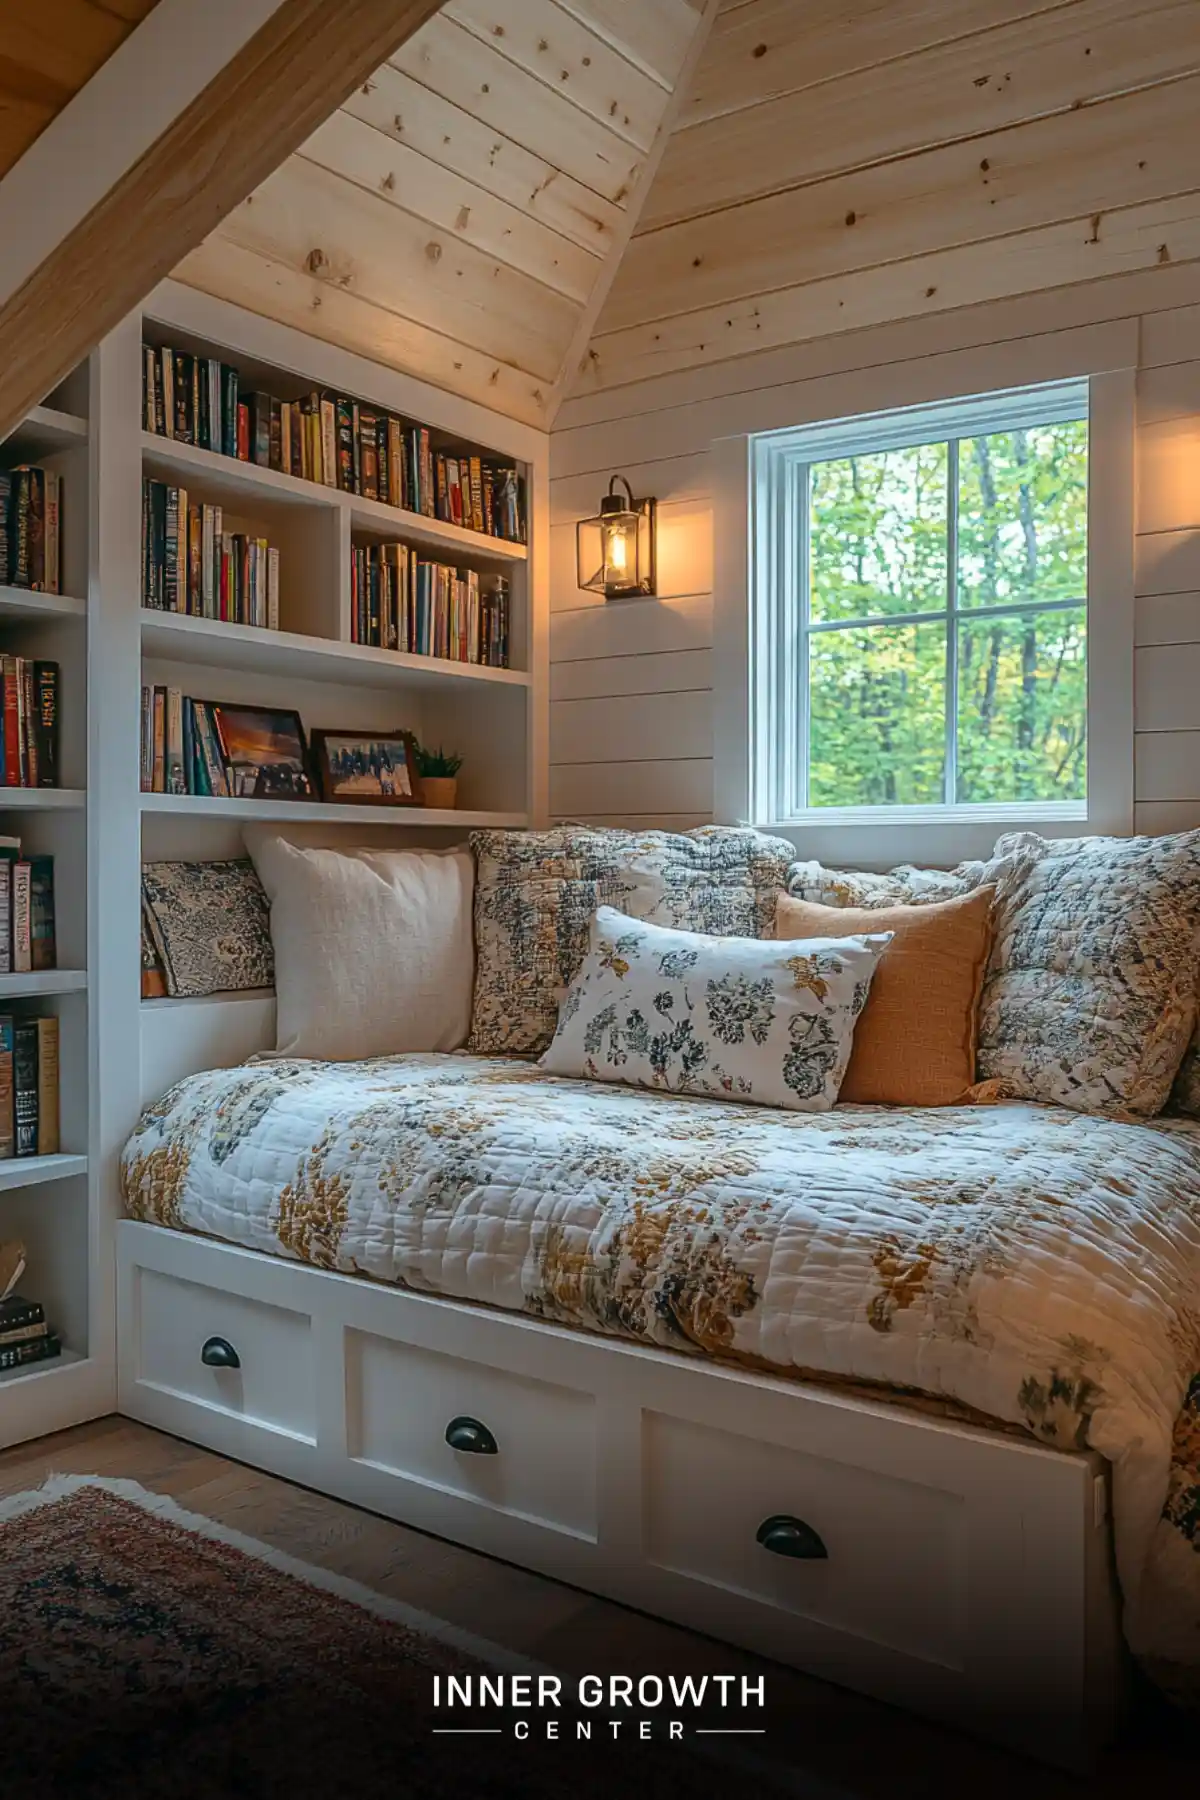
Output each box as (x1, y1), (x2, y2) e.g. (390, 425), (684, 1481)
(0, 279), (548, 1452)
(0, 362), (93, 1441)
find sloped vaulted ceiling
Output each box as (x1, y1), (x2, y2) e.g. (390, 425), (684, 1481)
(576, 0), (1200, 399)
(174, 0), (713, 428)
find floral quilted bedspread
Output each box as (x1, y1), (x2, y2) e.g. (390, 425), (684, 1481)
(121, 1053), (1200, 1698)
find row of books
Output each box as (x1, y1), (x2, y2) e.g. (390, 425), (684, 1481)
(141, 690), (230, 798)
(0, 467), (63, 594)
(0, 842), (55, 976)
(350, 548), (511, 667)
(0, 658), (59, 788)
(0, 1015), (59, 1158)
(0, 1293), (62, 1372)
(142, 481), (280, 629)
(142, 341), (526, 544)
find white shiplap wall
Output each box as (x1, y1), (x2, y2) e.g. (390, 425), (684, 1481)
(549, 261), (1200, 839)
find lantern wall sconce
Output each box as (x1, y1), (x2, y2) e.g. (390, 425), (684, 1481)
(576, 474), (657, 600)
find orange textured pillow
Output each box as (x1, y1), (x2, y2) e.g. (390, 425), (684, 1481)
(774, 887), (995, 1107)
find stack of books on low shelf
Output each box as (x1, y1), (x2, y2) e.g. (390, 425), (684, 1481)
(0, 1292), (61, 1372)
(139, 688), (233, 797)
(350, 547), (510, 667)
(0, 1013), (59, 1158)
(0, 466), (63, 594)
(143, 341), (526, 544)
(0, 658), (59, 787)
(142, 480), (279, 629)
(0, 841), (54, 976)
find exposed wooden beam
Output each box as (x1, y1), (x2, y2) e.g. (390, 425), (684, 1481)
(0, 0), (445, 440)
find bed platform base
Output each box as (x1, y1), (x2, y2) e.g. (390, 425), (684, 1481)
(116, 1220), (1125, 1769)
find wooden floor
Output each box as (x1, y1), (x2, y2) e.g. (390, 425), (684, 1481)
(0, 1416), (1189, 1798)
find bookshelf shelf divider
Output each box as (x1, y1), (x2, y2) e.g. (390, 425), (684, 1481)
(139, 793), (528, 828)
(0, 586), (88, 622)
(139, 609), (530, 691)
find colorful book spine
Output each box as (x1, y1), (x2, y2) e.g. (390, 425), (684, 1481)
(0, 1017), (13, 1159)
(0, 1319), (47, 1346)
(33, 662), (58, 788)
(11, 861), (31, 974)
(0, 862), (10, 978)
(0, 1334), (61, 1370)
(30, 856), (56, 972)
(0, 1296), (43, 1331)
(13, 1018), (38, 1157)
(165, 688), (185, 795)
(36, 1016), (58, 1155)
(151, 688), (166, 791)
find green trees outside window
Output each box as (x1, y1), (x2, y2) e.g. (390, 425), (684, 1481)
(805, 419), (1087, 809)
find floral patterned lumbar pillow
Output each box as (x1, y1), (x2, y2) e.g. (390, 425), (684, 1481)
(540, 906), (892, 1112)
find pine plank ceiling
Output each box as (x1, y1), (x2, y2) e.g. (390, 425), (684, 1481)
(575, 0), (1200, 400)
(174, 0), (712, 430)
(0, 0), (160, 180)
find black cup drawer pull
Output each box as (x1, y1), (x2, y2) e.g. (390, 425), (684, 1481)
(445, 1416), (498, 1456)
(756, 1514), (827, 1560)
(200, 1336), (241, 1370)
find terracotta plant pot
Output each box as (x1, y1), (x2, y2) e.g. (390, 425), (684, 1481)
(421, 776), (458, 810)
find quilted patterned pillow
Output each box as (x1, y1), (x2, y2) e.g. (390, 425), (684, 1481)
(975, 830), (1200, 1116)
(540, 905), (891, 1111)
(141, 859), (274, 999)
(468, 825), (794, 1055)
(786, 839), (1038, 911)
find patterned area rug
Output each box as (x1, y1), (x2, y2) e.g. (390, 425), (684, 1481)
(0, 1476), (809, 1800)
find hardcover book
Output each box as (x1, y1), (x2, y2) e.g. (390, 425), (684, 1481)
(33, 662), (58, 787)
(11, 861), (31, 974)
(36, 1016), (59, 1155)
(0, 1333), (60, 1370)
(0, 1016), (13, 1159)
(0, 1317), (47, 1345)
(0, 1294), (45, 1330)
(12, 1018), (38, 1156)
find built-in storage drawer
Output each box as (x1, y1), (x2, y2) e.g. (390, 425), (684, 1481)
(345, 1328), (596, 1539)
(644, 1411), (967, 1667)
(133, 1265), (316, 1444)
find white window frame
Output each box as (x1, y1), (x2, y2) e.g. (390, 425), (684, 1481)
(713, 371), (1135, 868)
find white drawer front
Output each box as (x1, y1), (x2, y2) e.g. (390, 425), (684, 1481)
(644, 1412), (966, 1666)
(347, 1329), (596, 1539)
(135, 1266), (316, 1444)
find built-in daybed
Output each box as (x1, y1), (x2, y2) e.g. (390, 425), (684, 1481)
(117, 1049), (1200, 1767)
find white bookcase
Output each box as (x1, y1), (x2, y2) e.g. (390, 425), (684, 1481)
(0, 278), (549, 1448)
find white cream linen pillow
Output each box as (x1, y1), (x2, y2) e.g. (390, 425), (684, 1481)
(248, 836), (474, 1060)
(540, 906), (891, 1112)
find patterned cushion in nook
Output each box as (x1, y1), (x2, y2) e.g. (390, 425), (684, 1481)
(540, 905), (891, 1111)
(141, 859), (274, 999)
(975, 830), (1200, 1116)
(468, 825), (794, 1055)
(786, 838), (1039, 911)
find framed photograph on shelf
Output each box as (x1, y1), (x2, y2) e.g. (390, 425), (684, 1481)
(210, 704), (313, 800)
(310, 729), (421, 807)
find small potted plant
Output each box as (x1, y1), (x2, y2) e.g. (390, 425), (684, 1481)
(415, 743), (463, 811)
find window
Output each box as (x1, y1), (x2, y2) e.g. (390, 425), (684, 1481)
(750, 381), (1090, 825)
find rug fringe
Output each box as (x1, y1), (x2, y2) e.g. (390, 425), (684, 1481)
(0, 1472), (536, 1672)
